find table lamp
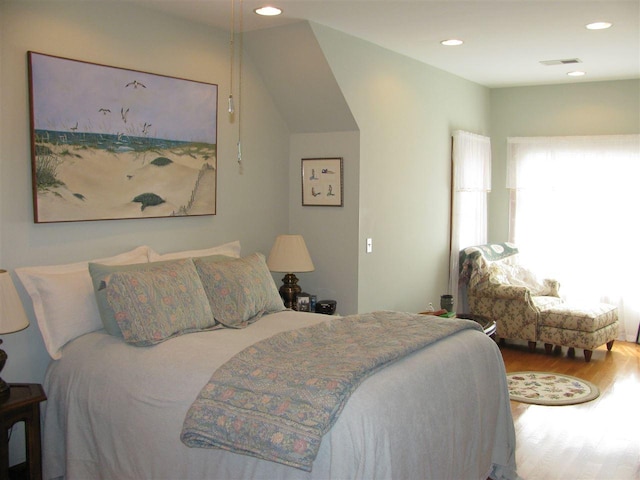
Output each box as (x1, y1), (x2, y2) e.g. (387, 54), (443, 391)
(267, 235), (315, 309)
(0, 270), (30, 400)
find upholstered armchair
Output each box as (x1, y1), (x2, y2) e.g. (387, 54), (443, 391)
(459, 243), (563, 351)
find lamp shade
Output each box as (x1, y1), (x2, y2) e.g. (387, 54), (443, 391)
(0, 270), (29, 335)
(267, 235), (314, 273)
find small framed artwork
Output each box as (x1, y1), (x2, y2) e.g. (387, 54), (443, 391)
(27, 51), (218, 223)
(301, 157), (343, 207)
(296, 293), (311, 312)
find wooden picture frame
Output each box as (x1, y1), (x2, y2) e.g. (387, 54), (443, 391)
(301, 157), (343, 207)
(28, 52), (218, 223)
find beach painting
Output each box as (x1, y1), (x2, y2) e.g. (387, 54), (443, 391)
(28, 52), (217, 223)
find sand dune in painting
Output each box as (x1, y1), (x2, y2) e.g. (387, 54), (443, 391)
(35, 142), (216, 222)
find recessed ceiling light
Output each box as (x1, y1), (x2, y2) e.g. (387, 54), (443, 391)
(440, 39), (463, 46)
(567, 71), (586, 77)
(586, 22), (612, 30)
(254, 6), (282, 16)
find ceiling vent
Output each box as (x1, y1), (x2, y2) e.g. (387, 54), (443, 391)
(540, 58), (582, 66)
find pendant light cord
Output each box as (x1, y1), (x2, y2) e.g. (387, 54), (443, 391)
(237, 0), (243, 174)
(228, 0), (235, 114)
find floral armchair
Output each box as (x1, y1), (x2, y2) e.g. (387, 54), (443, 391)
(459, 243), (563, 351)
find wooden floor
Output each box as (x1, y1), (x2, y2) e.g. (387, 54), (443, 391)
(499, 340), (640, 480)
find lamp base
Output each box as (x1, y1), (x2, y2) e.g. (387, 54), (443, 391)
(0, 378), (9, 401)
(279, 273), (302, 310)
(0, 345), (8, 401)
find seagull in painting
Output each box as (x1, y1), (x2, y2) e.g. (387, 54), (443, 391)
(126, 80), (146, 89)
(70, 122), (78, 132)
(121, 108), (129, 123)
(98, 108), (111, 115)
(142, 122), (152, 135)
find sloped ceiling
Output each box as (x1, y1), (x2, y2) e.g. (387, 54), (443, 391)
(243, 22), (357, 134)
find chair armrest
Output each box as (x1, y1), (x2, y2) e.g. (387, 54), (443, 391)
(477, 283), (531, 301)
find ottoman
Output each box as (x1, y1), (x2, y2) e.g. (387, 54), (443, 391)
(538, 303), (618, 362)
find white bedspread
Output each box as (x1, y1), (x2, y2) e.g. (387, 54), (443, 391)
(43, 310), (519, 480)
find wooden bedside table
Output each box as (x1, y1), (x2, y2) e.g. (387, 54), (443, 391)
(419, 311), (497, 339)
(0, 384), (46, 480)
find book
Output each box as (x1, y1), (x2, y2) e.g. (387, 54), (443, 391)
(420, 308), (447, 316)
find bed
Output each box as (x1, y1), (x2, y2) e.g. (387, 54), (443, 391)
(16, 243), (519, 480)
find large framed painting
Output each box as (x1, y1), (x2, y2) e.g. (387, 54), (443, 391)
(301, 157), (343, 207)
(27, 52), (218, 223)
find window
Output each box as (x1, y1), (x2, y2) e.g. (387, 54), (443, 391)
(507, 134), (640, 341)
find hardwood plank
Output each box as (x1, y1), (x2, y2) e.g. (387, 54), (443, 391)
(499, 340), (640, 480)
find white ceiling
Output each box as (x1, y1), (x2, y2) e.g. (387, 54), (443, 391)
(139, 0), (639, 88)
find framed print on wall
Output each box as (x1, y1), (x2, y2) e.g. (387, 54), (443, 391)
(27, 51), (218, 223)
(301, 157), (343, 207)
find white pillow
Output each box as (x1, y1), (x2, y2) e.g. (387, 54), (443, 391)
(489, 262), (550, 296)
(147, 240), (241, 262)
(15, 246), (151, 360)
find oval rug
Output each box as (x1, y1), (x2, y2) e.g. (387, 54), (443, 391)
(506, 371), (600, 406)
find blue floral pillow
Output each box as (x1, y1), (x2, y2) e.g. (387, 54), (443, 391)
(90, 255), (231, 337)
(194, 253), (285, 328)
(101, 258), (217, 346)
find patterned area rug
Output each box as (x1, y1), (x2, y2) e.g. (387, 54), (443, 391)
(506, 371), (600, 406)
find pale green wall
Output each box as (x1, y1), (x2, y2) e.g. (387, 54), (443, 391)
(311, 24), (491, 313)
(244, 23), (360, 315)
(489, 80), (640, 242)
(0, 1), (290, 388)
(289, 131), (360, 315)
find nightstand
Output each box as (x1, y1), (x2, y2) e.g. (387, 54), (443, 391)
(419, 311), (497, 339)
(456, 313), (497, 339)
(0, 384), (46, 480)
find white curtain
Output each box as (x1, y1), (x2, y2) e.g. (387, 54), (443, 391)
(449, 130), (491, 313)
(507, 134), (640, 342)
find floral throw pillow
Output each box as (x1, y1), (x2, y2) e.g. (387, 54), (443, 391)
(103, 258), (217, 346)
(194, 253), (285, 328)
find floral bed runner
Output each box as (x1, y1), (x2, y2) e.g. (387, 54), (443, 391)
(180, 311), (481, 471)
